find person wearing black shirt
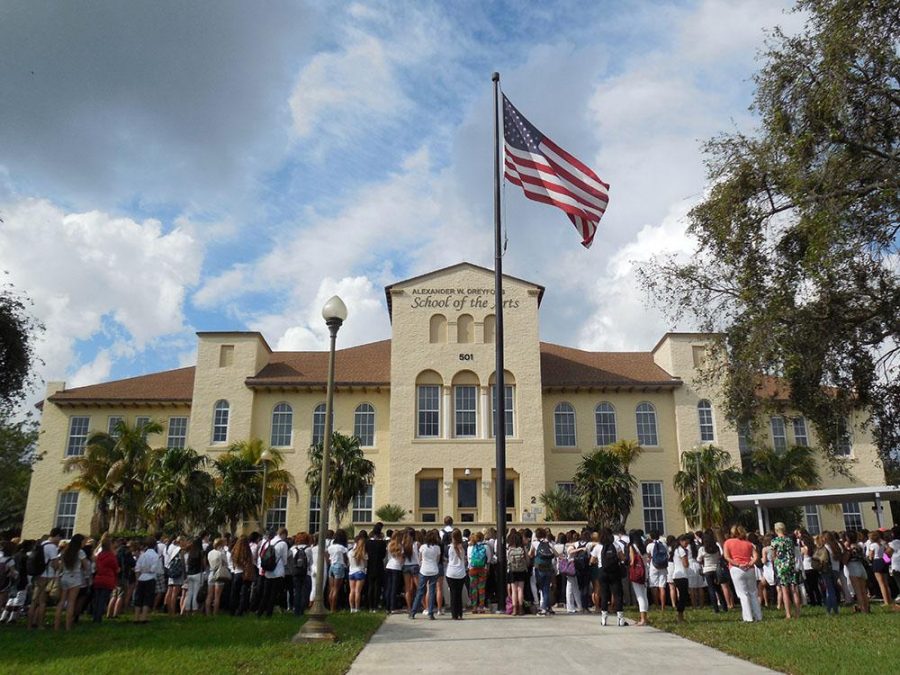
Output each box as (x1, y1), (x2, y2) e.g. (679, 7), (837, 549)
(366, 523), (388, 611)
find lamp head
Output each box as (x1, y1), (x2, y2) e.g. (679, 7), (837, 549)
(322, 295), (348, 323)
(260, 449), (273, 462)
(464, 467), (471, 476)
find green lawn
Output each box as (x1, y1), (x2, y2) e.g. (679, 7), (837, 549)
(0, 612), (384, 674)
(633, 604), (900, 674)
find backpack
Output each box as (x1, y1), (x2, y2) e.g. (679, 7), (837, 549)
(534, 540), (555, 572)
(627, 547), (646, 584)
(601, 544), (620, 573)
(293, 546), (309, 577)
(26, 541), (50, 576)
(573, 546), (590, 573)
(651, 540), (669, 570)
(507, 546), (527, 573)
(166, 550), (184, 579)
(469, 542), (487, 568)
(0, 558), (13, 590)
(559, 556), (576, 576)
(716, 555), (730, 584)
(260, 541), (278, 572)
(811, 546), (830, 573)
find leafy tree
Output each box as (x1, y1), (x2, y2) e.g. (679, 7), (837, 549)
(745, 444), (821, 528)
(0, 278), (43, 414)
(307, 432), (375, 528)
(211, 439), (296, 534)
(640, 0), (900, 466)
(674, 445), (743, 529)
(144, 446), (214, 533)
(539, 487), (585, 522)
(374, 503), (406, 522)
(0, 414), (40, 533)
(573, 448), (636, 529)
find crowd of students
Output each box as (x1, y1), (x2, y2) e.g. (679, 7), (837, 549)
(1, 518), (898, 630)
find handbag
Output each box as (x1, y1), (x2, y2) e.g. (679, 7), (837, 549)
(627, 548), (646, 584)
(558, 557), (576, 576)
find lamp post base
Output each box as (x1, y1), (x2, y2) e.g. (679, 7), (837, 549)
(292, 611), (337, 643)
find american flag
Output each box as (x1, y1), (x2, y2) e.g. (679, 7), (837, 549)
(503, 94), (609, 248)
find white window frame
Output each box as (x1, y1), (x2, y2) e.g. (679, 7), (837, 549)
(416, 385), (441, 438)
(308, 494), (320, 533)
(792, 417), (809, 447)
(55, 491), (79, 538)
(167, 417), (188, 449)
(454, 385), (477, 438)
(636, 402), (659, 447)
(836, 418), (853, 456)
(312, 403), (327, 446)
(554, 402), (576, 447)
(66, 416), (90, 457)
(738, 422), (752, 454)
(490, 385), (515, 438)
(265, 490), (288, 530)
(352, 485), (374, 523)
(270, 403), (293, 448)
(107, 416), (123, 438)
(804, 504), (821, 535)
(771, 416), (787, 452)
(212, 400), (230, 444)
(641, 481), (665, 535)
(595, 402), (617, 446)
(354, 403), (375, 447)
(842, 502), (863, 531)
(135, 416), (151, 432)
(697, 399), (715, 442)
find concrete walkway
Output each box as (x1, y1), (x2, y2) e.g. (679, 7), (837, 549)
(349, 613), (776, 674)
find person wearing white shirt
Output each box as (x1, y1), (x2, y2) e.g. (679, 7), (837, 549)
(697, 531), (727, 613)
(866, 530), (892, 608)
(288, 534), (313, 616)
(348, 532), (368, 614)
(409, 530), (442, 619)
(326, 530), (350, 613)
(886, 529), (900, 606)
(163, 537), (184, 617)
(27, 528), (62, 629)
(671, 534), (691, 622)
(134, 536), (163, 623)
(589, 528), (625, 626)
(257, 528), (289, 617)
(445, 529), (468, 619)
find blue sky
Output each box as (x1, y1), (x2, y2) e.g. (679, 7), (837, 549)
(0, 0), (802, 405)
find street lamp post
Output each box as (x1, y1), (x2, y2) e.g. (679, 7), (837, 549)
(294, 295), (347, 643)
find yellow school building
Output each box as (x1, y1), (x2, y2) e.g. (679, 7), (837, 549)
(22, 263), (886, 538)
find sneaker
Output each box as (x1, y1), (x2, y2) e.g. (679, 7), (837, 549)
(537, 609), (548, 616)
(600, 612), (608, 626)
(617, 616), (628, 627)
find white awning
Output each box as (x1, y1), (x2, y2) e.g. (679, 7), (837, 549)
(727, 485), (900, 509)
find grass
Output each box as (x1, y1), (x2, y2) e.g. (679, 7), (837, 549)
(0, 611), (384, 674)
(632, 603), (900, 674)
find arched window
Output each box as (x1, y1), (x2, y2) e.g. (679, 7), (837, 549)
(354, 403), (375, 447)
(312, 403), (327, 446)
(483, 314), (496, 343)
(697, 399), (714, 442)
(212, 400), (230, 443)
(429, 314), (447, 344)
(635, 402), (658, 446)
(554, 402), (576, 447)
(595, 402), (617, 446)
(270, 402), (293, 447)
(457, 314), (474, 343)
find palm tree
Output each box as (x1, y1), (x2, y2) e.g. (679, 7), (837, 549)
(573, 448), (636, 529)
(674, 444), (743, 529)
(539, 487), (586, 522)
(64, 432), (118, 535)
(607, 439), (643, 523)
(211, 439), (296, 534)
(307, 432), (375, 528)
(144, 447), (214, 532)
(745, 444), (821, 528)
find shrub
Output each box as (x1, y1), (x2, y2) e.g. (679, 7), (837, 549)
(374, 503), (406, 522)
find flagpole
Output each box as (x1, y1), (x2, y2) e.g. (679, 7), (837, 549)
(492, 71), (508, 614)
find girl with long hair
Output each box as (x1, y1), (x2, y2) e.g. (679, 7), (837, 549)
(842, 531), (870, 613)
(627, 530), (648, 625)
(326, 529), (349, 613)
(92, 533), (119, 624)
(385, 531), (405, 613)
(820, 531), (842, 614)
(229, 535), (253, 616)
(401, 528), (419, 611)
(348, 532), (368, 613)
(446, 529), (467, 619)
(54, 534), (90, 630)
(181, 537), (205, 615)
(409, 529), (442, 619)
(698, 529), (726, 613)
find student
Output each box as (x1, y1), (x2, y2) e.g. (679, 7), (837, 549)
(507, 530), (528, 616)
(323, 529), (348, 612)
(385, 531), (405, 614)
(563, 532), (585, 614)
(697, 530), (726, 613)
(590, 527), (625, 626)
(530, 527), (557, 616)
(365, 523), (387, 612)
(54, 534), (90, 630)
(348, 532), (368, 613)
(401, 528), (420, 612)
(409, 529), (441, 619)
(163, 536), (185, 617)
(771, 523), (801, 619)
(91, 533), (119, 624)
(468, 531), (489, 613)
(759, 535), (774, 608)
(646, 531), (669, 611)
(671, 534), (691, 623)
(134, 536), (162, 624)
(866, 530), (891, 607)
(445, 529), (467, 619)
(206, 538), (230, 616)
(627, 530), (648, 625)
(1, 540), (31, 624)
(887, 527), (900, 609)
(723, 525), (762, 622)
(819, 531), (842, 614)
(230, 535), (253, 616)
(182, 537), (205, 615)
(799, 532), (821, 606)
(841, 531), (869, 613)
(258, 527), (289, 617)
(27, 528), (62, 629)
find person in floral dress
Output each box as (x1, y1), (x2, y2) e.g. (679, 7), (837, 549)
(771, 522), (802, 619)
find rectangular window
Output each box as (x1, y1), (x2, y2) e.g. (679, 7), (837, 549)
(771, 416), (787, 451)
(167, 417), (188, 449)
(135, 416), (151, 431)
(556, 482), (576, 495)
(418, 478), (439, 522)
(55, 491), (79, 538)
(66, 417), (90, 457)
(454, 385), (477, 437)
(738, 422), (752, 455)
(491, 385), (515, 438)
(595, 405), (616, 446)
(554, 406), (576, 447)
(354, 405), (375, 447)
(457, 479), (477, 509)
(836, 418), (852, 456)
(792, 417), (808, 447)
(421, 513), (437, 523)
(698, 405), (715, 442)
(641, 482), (665, 535)
(842, 502), (863, 531)
(212, 405), (229, 443)
(308, 494), (320, 534)
(352, 485), (374, 523)
(265, 491), (288, 530)
(417, 385), (440, 438)
(107, 416), (123, 438)
(635, 406), (658, 446)
(804, 505), (821, 535)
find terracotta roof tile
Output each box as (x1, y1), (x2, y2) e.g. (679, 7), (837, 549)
(539, 342), (681, 388)
(48, 366), (195, 404)
(246, 340), (391, 387)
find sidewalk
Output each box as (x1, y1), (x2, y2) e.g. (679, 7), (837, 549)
(349, 612), (776, 674)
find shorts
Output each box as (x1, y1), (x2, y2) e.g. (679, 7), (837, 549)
(349, 571), (366, 581)
(437, 563), (445, 577)
(872, 559), (887, 574)
(648, 566), (668, 588)
(846, 561), (867, 579)
(330, 563), (347, 579)
(403, 564), (420, 577)
(60, 574), (83, 591)
(508, 570), (527, 583)
(155, 574), (166, 595)
(134, 579), (156, 608)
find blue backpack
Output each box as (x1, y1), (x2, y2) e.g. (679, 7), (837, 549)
(651, 540), (669, 570)
(469, 542), (487, 568)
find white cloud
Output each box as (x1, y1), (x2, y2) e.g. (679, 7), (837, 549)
(0, 197), (203, 387)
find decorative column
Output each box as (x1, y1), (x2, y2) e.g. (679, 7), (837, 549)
(442, 385), (452, 439)
(480, 386), (490, 439)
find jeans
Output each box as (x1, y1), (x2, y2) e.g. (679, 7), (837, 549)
(704, 571), (727, 611)
(447, 576), (465, 619)
(257, 576), (284, 617)
(385, 569), (402, 612)
(292, 574), (310, 615)
(184, 573), (203, 611)
(730, 566), (762, 621)
(91, 587), (112, 622)
(822, 570), (839, 614)
(534, 568), (553, 611)
(229, 572), (247, 615)
(410, 574), (437, 617)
